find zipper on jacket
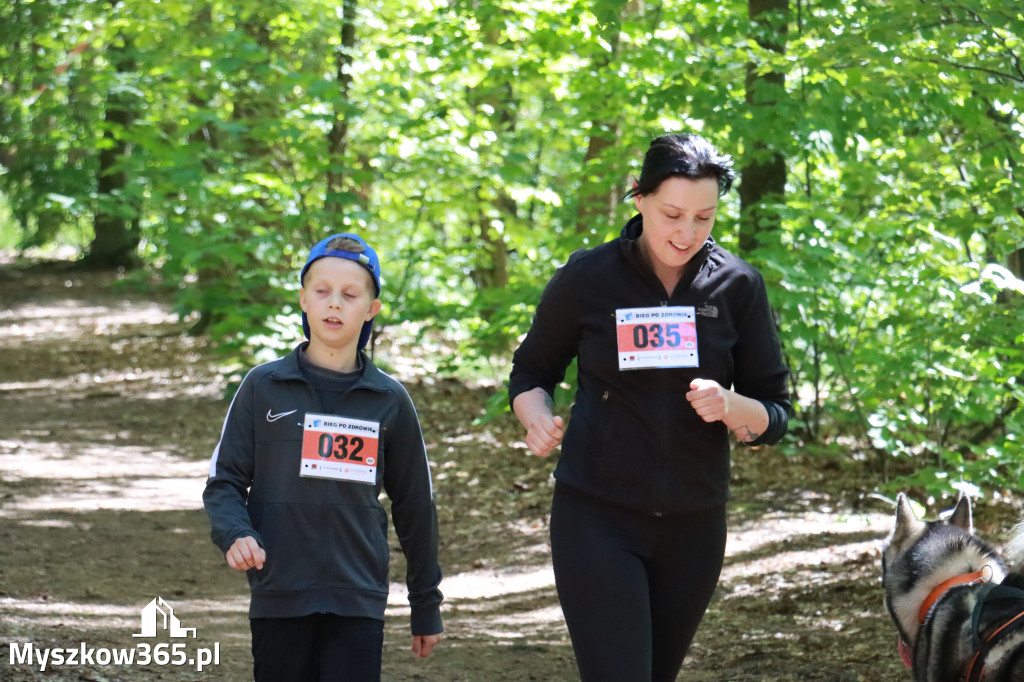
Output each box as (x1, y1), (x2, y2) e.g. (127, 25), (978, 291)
(653, 370), (674, 517)
(296, 377), (333, 609)
(307, 379), (329, 609)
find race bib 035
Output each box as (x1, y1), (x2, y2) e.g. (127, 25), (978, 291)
(615, 306), (699, 370)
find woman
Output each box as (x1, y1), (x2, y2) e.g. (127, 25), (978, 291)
(509, 133), (790, 681)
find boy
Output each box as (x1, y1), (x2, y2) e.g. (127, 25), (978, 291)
(203, 233), (443, 681)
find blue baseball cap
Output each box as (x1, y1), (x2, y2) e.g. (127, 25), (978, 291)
(300, 233), (382, 350)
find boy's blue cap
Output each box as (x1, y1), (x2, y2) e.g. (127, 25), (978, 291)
(300, 233), (381, 350)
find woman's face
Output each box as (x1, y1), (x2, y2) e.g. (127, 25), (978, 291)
(634, 176), (720, 275)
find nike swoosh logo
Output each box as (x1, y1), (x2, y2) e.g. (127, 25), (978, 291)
(266, 409), (298, 422)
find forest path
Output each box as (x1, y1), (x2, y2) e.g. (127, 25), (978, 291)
(0, 260), (910, 680)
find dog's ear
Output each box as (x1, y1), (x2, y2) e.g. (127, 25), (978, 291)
(948, 492), (973, 533)
(892, 493), (925, 545)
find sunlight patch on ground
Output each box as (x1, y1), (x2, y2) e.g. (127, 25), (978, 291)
(727, 509), (889, 555)
(0, 367), (215, 399)
(0, 301), (177, 342)
(0, 440), (208, 515)
(721, 537), (882, 597)
(0, 596), (249, 619)
(719, 509), (890, 614)
(388, 565), (557, 608)
(386, 565), (566, 638)
(440, 613), (567, 643)
(0, 595), (250, 637)
(396, 511), (891, 628)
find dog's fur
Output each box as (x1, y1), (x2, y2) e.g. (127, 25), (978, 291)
(882, 493), (1024, 681)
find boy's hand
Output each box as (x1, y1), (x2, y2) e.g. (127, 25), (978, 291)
(411, 633), (441, 659)
(225, 536), (266, 571)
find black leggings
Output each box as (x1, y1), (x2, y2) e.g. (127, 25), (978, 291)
(550, 483), (727, 682)
(250, 613), (384, 682)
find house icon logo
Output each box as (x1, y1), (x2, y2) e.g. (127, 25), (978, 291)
(132, 596), (197, 638)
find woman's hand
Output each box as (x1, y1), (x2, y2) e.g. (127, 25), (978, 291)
(685, 378), (731, 423)
(513, 387), (565, 457)
(524, 414), (565, 457)
(686, 378), (769, 443)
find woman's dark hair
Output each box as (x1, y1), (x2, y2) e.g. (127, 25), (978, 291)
(624, 133), (737, 199)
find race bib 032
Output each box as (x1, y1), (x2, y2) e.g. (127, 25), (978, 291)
(300, 413), (380, 485)
(615, 306), (699, 370)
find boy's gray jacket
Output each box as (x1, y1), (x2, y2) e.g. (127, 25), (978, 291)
(203, 345), (443, 635)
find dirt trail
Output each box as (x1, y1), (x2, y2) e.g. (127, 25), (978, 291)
(0, 261), (918, 680)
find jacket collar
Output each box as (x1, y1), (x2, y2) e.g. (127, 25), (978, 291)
(619, 213), (714, 297)
(271, 343), (392, 392)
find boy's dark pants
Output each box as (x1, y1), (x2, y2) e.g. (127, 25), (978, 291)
(251, 614), (384, 682)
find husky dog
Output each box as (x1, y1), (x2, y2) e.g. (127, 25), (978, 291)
(882, 493), (1024, 681)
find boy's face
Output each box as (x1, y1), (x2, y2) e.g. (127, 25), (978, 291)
(300, 257), (381, 353)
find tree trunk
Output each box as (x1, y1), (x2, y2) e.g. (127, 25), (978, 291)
(575, 125), (620, 236)
(467, 11), (517, 298)
(180, 4), (222, 336)
(326, 0), (358, 218)
(84, 10), (139, 269)
(738, 0), (789, 258)
(1009, 242), (1023, 281)
(573, 5), (639, 236)
(469, 87), (515, 297)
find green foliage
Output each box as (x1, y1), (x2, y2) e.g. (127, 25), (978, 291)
(1, 0), (1022, 497)
(756, 0), (1024, 500)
